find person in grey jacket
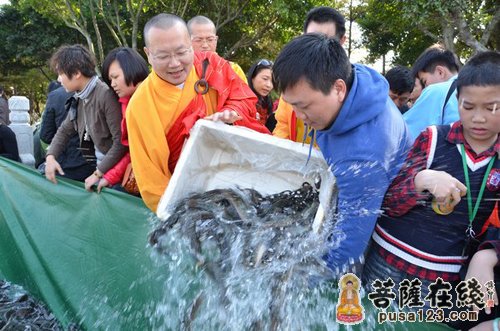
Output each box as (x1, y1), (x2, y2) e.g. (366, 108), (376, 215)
(44, 45), (126, 191)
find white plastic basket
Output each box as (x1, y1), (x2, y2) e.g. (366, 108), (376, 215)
(157, 120), (336, 232)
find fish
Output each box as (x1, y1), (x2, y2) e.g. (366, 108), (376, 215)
(0, 280), (75, 331)
(149, 182), (331, 329)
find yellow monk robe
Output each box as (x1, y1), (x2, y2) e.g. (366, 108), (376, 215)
(273, 96), (314, 145)
(127, 51), (269, 212)
(127, 70), (208, 212)
(230, 61), (248, 84)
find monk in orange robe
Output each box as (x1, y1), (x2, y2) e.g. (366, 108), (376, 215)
(127, 14), (269, 212)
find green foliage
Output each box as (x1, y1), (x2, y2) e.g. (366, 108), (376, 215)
(2, 0), (498, 123)
(356, 0), (435, 67)
(0, 4), (82, 121)
(0, 4), (81, 75)
(1, 69), (51, 124)
(357, 0), (499, 69)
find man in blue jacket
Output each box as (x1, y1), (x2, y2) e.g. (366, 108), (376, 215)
(272, 34), (412, 275)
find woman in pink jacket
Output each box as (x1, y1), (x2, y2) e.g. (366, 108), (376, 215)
(97, 47), (149, 194)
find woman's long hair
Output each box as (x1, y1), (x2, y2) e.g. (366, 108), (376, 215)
(246, 59), (274, 116)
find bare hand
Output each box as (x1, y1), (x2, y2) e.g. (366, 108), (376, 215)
(45, 155), (64, 184)
(205, 109), (243, 124)
(414, 169), (467, 208)
(465, 249), (498, 314)
(96, 178), (110, 193)
(84, 173), (101, 192)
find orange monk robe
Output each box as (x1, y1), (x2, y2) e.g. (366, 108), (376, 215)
(273, 96), (314, 145)
(127, 51), (269, 212)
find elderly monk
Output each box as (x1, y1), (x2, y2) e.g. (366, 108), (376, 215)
(187, 15), (248, 84)
(126, 13), (269, 212)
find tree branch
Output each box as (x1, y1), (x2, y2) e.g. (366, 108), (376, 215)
(418, 26), (439, 40)
(451, 7), (488, 53)
(88, 0), (104, 65)
(480, 5), (500, 46)
(95, 0), (123, 47)
(112, 0), (128, 46)
(216, 0), (251, 31)
(223, 15), (278, 58)
(129, 0), (146, 49)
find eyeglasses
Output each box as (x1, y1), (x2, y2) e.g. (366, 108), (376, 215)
(191, 36), (218, 44)
(150, 48), (192, 64)
(257, 59), (273, 67)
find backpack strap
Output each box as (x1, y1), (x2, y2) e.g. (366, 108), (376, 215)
(441, 79), (457, 125)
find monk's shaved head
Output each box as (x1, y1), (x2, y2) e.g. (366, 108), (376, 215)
(187, 15), (216, 34)
(144, 13), (189, 47)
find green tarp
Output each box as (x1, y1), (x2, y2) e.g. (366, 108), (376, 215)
(0, 157), (452, 330)
(0, 157), (168, 330)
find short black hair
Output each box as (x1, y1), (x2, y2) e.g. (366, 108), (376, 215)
(346, 280), (353, 285)
(102, 47), (149, 89)
(273, 33), (352, 95)
(303, 6), (346, 40)
(50, 44), (96, 79)
(411, 45), (459, 78)
(144, 13), (187, 47)
(457, 51), (500, 96)
(385, 65), (414, 95)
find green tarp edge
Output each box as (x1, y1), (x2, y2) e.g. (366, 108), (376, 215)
(0, 157), (452, 330)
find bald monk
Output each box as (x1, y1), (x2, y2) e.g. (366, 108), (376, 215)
(187, 15), (248, 83)
(126, 13), (269, 212)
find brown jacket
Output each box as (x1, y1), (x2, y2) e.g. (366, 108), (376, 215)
(48, 80), (126, 173)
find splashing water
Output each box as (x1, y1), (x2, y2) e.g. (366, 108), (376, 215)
(147, 183), (354, 330)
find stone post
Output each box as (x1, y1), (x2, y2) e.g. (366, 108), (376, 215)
(8, 96), (35, 167)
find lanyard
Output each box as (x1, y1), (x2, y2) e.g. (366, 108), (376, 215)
(460, 144), (496, 238)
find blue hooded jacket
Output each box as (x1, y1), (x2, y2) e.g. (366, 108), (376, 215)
(316, 64), (412, 273)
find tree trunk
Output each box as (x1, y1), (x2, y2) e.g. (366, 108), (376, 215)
(89, 0), (104, 66)
(441, 22), (456, 54)
(382, 53), (386, 75)
(129, 0), (146, 50)
(451, 5), (498, 54)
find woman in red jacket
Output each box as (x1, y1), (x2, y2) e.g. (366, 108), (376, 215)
(96, 47), (149, 194)
(246, 59), (277, 132)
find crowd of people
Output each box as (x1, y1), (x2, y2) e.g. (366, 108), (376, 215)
(1, 5), (499, 330)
